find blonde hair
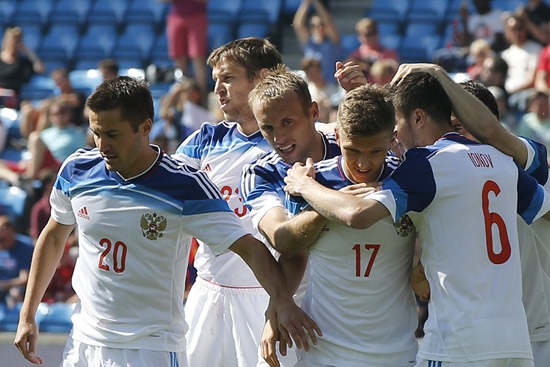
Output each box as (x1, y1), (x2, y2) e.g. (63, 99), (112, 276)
(2, 27), (22, 51)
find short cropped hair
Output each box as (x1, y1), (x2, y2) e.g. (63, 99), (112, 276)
(207, 37), (283, 82)
(86, 76), (153, 132)
(459, 80), (499, 119)
(248, 65), (312, 117)
(389, 72), (452, 127)
(337, 84), (395, 138)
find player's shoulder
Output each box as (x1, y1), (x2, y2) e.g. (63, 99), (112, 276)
(246, 150), (285, 171)
(59, 148), (103, 171)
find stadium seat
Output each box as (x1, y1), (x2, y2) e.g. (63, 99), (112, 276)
(407, 0), (449, 23)
(341, 33), (360, 58)
(68, 69), (103, 92)
(282, 0), (302, 18)
(126, 0), (169, 27)
(402, 20), (440, 40)
(149, 34), (172, 68)
(366, 0), (411, 24)
(207, 0), (242, 20)
(0, 302), (23, 332)
(237, 21), (271, 39)
(38, 24), (80, 62)
(0, 0), (17, 24)
(17, 24), (43, 53)
(39, 303), (75, 333)
(238, 0), (282, 24)
(19, 84), (56, 104)
(88, 0), (131, 28)
(208, 21), (236, 51)
(377, 20), (402, 37)
(50, 0), (92, 28)
(13, 0), (53, 29)
(0, 185), (29, 222)
(113, 24), (156, 68)
(493, 0), (523, 12)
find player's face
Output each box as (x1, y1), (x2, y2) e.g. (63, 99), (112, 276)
(394, 110), (418, 152)
(89, 108), (153, 179)
(451, 114), (477, 142)
(212, 61), (258, 124)
(254, 92), (320, 164)
(337, 129), (392, 183)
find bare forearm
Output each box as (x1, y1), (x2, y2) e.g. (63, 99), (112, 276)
(274, 210), (326, 256)
(279, 251), (307, 295)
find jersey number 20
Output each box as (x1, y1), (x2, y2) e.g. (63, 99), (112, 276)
(98, 238), (128, 273)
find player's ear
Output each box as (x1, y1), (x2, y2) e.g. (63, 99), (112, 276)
(141, 118), (153, 136)
(258, 68), (270, 79)
(309, 101), (319, 121)
(412, 108), (426, 126)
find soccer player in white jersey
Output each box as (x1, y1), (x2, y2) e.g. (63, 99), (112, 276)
(279, 84), (419, 367)
(444, 79), (550, 367)
(172, 38), (286, 367)
(284, 64), (550, 367)
(240, 65), (344, 366)
(13, 76), (320, 367)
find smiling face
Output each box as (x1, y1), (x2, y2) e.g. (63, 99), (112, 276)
(253, 90), (321, 164)
(337, 129), (392, 183)
(89, 108), (153, 179)
(212, 60), (259, 127)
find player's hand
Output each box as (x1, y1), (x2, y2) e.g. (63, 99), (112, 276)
(334, 61), (367, 92)
(274, 298), (322, 353)
(390, 63), (445, 87)
(410, 264), (430, 302)
(284, 158), (315, 196)
(339, 182), (381, 198)
(14, 319), (44, 365)
(261, 310), (283, 367)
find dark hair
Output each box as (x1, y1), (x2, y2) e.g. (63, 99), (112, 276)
(489, 55), (508, 77)
(207, 37), (283, 81)
(338, 84), (395, 137)
(389, 72), (452, 127)
(99, 58), (120, 76)
(459, 80), (499, 119)
(86, 76), (154, 132)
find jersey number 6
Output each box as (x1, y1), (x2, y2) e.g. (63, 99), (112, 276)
(482, 180), (511, 265)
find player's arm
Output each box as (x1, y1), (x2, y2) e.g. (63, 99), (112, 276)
(229, 234), (322, 351)
(14, 218), (75, 365)
(392, 63), (529, 167)
(284, 159), (390, 229)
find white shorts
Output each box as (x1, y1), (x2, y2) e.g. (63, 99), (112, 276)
(184, 276), (269, 367)
(532, 339), (550, 367)
(415, 358), (534, 367)
(61, 334), (186, 367)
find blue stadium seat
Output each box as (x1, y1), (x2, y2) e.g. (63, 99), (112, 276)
(407, 0), (449, 23)
(13, 0), (53, 29)
(88, 0), (131, 28)
(126, 0), (169, 26)
(238, 0), (282, 24)
(150, 34), (172, 68)
(282, 0), (302, 18)
(402, 20), (440, 40)
(68, 69), (102, 95)
(0, 302), (48, 332)
(0, 0), (17, 24)
(18, 24), (43, 53)
(366, 0), (412, 23)
(237, 21), (270, 39)
(39, 303), (75, 333)
(380, 34), (402, 51)
(38, 24), (80, 62)
(207, 0), (242, 20)
(341, 33), (360, 58)
(113, 24), (156, 67)
(493, 0), (523, 12)
(377, 20), (402, 37)
(208, 21), (235, 51)
(0, 185), (28, 222)
(50, 0), (92, 28)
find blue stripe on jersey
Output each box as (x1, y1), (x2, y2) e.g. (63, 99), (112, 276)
(55, 147), (229, 213)
(522, 137), (549, 185)
(517, 163), (548, 224)
(241, 131), (341, 209)
(175, 121), (265, 158)
(381, 148), (437, 221)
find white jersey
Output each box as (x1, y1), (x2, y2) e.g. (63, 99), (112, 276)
(50, 146), (249, 352)
(292, 156), (417, 367)
(174, 121), (272, 287)
(369, 133), (550, 363)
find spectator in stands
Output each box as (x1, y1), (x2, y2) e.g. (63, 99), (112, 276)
(480, 54), (509, 97)
(162, 0), (208, 98)
(98, 58), (119, 81)
(458, 0), (506, 52)
(489, 85), (518, 133)
(293, 0), (342, 85)
(29, 173), (54, 243)
(501, 14), (542, 112)
(0, 27), (44, 109)
(535, 44), (550, 95)
(516, 91), (550, 162)
(467, 38), (494, 80)
(19, 68), (87, 139)
(159, 77), (218, 148)
(347, 17), (399, 83)
(517, 0), (550, 45)
(41, 241), (77, 304)
(369, 58), (398, 85)
(0, 215), (33, 308)
(301, 57), (341, 123)
(0, 99), (88, 187)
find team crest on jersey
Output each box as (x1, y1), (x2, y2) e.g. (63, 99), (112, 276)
(140, 212), (167, 240)
(394, 215), (414, 237)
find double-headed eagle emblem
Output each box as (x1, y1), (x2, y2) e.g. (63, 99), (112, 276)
(140, 212), (167, 240)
